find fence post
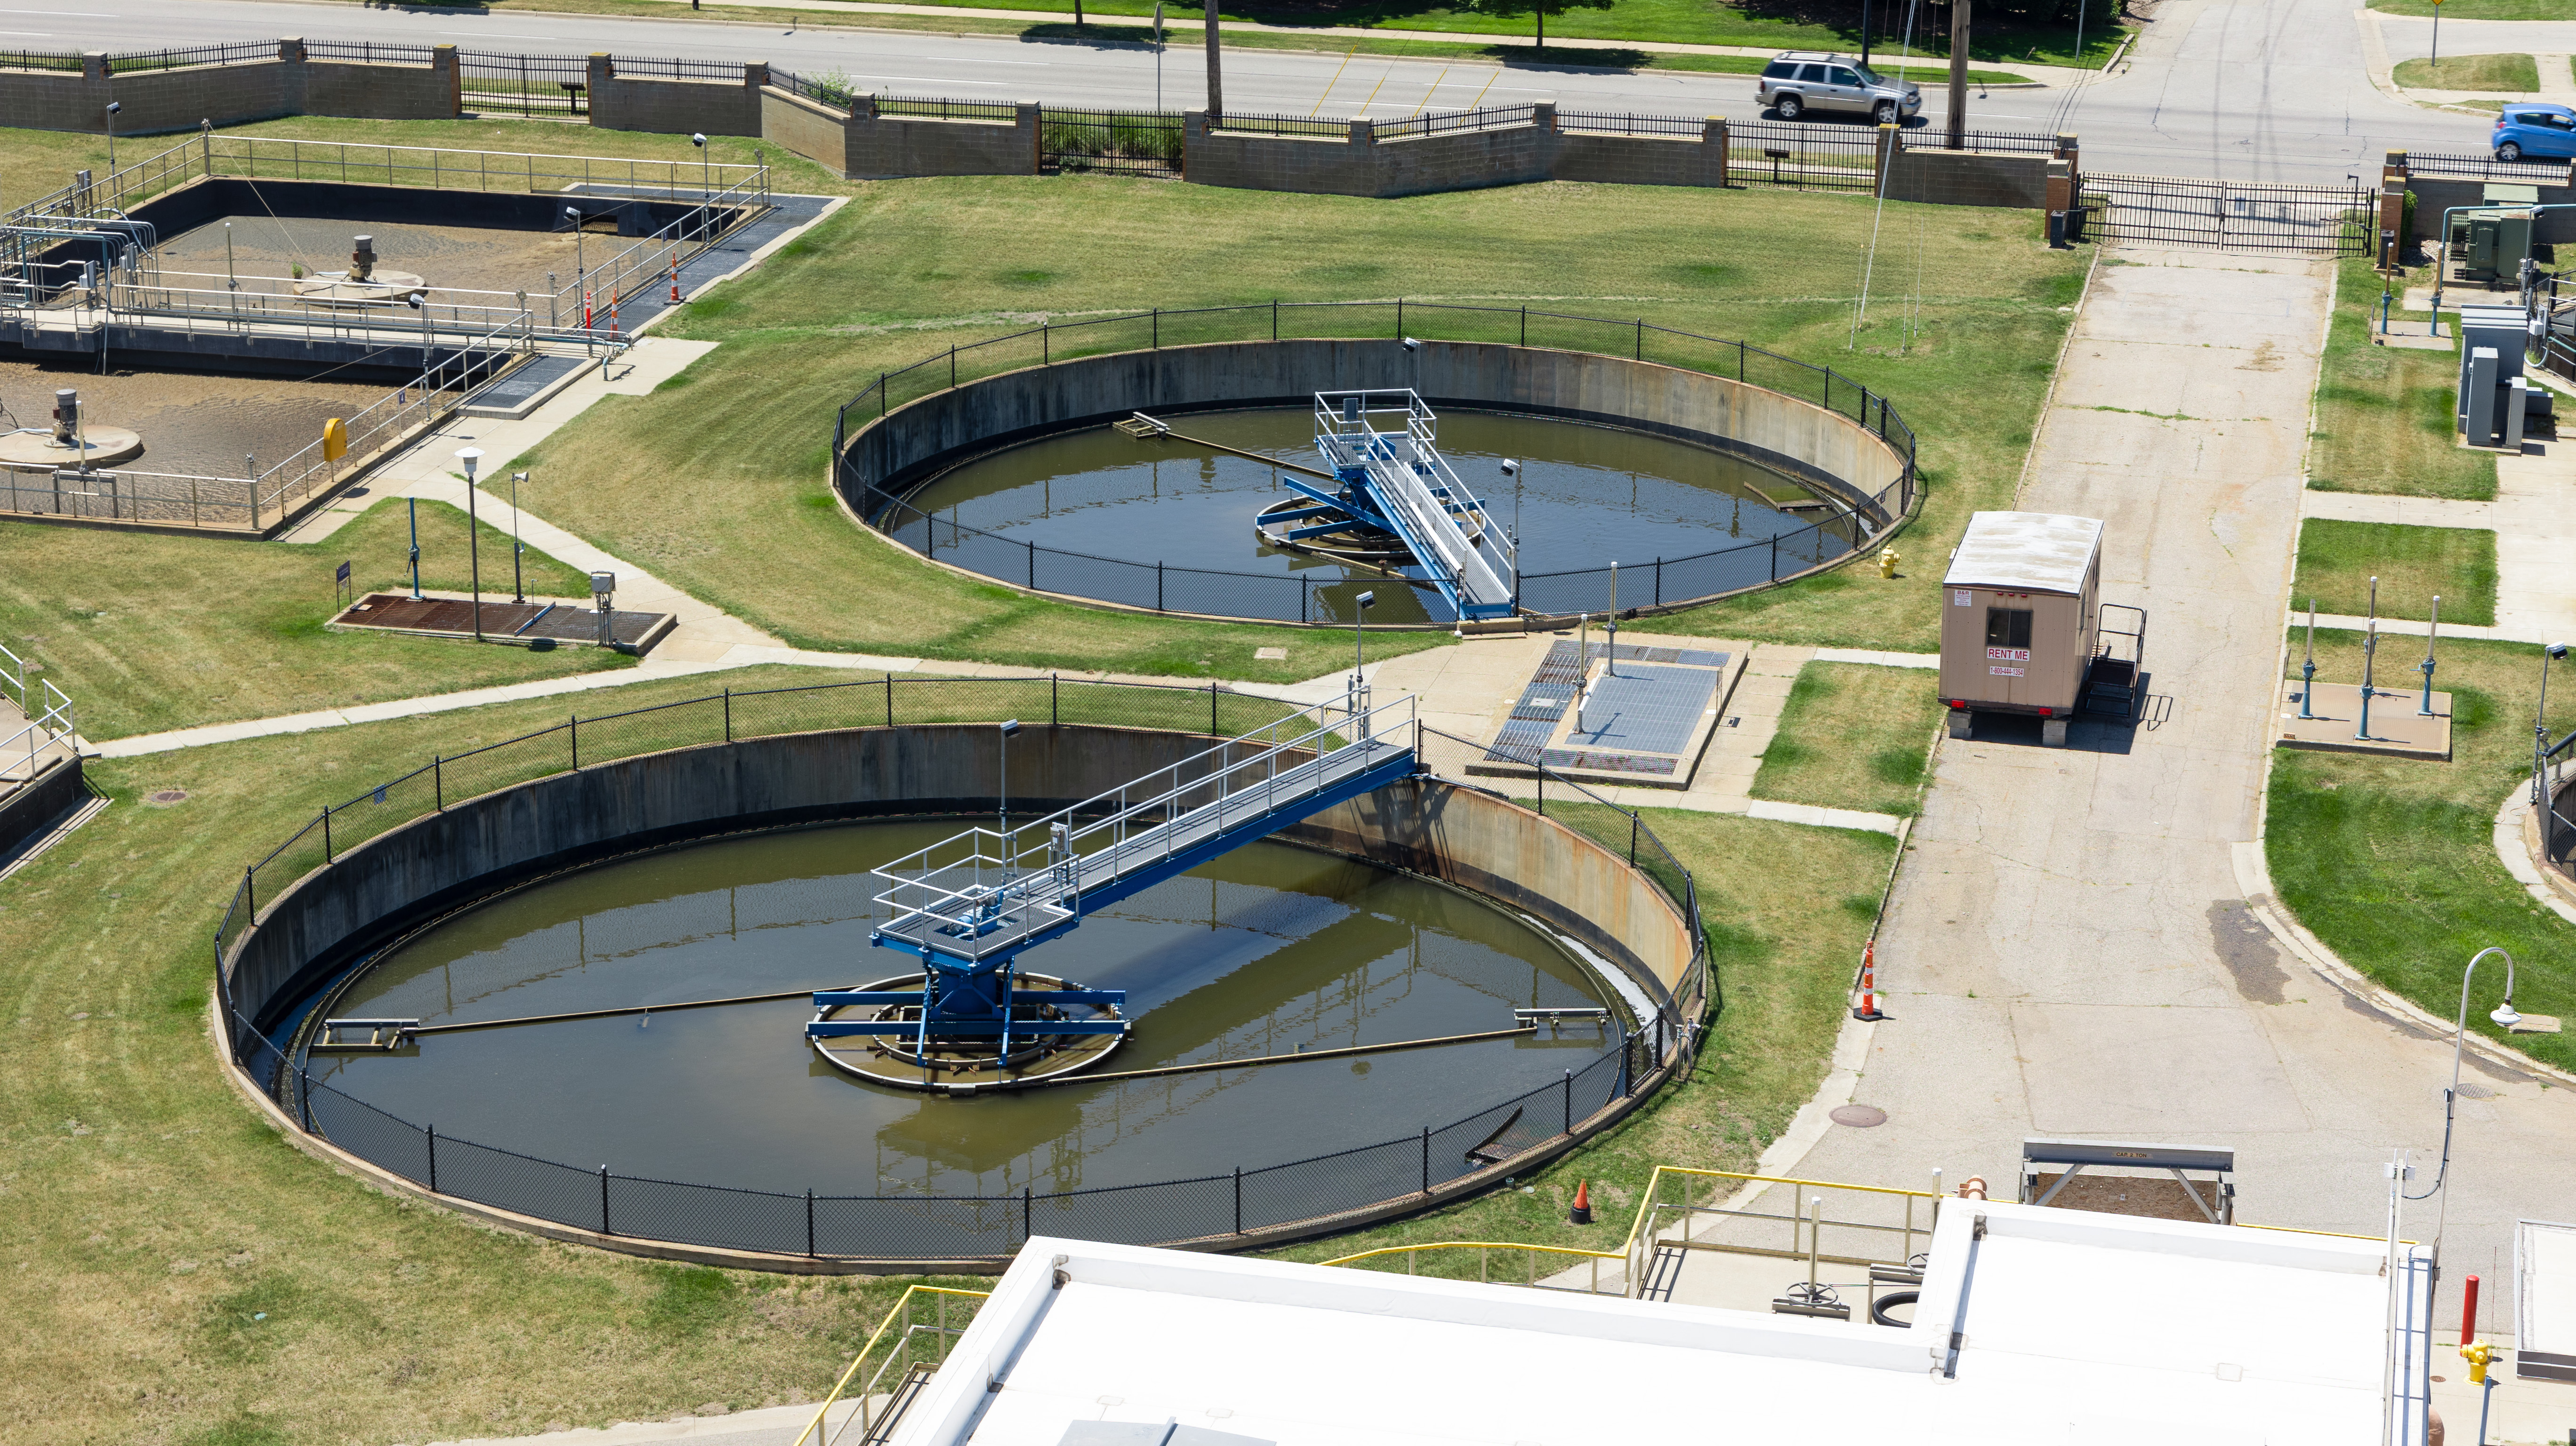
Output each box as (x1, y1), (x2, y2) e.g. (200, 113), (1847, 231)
(1562, 1069), (1573, 1133)
(878, 371), (887, 418)
(1156, 561), (1165, 611)
(427, 1125), (438, 1192)
(1211, 682), (1219, 736)
(570, 714), (579, 770)
(1635, 317), (1642, 360)
(321, 808), (332, 864)
(1022, 1186), (1033, 1242)
(1420, 1126), (1431, 1195)
(599, 1165), (612, 1235)
(950, 345), (957, 390)
(886, 672), (895, 726)
(1770, 532), (1778, 580)
(1234, 1166), (1243, 1234)
(1396, 297), (1404, 339)
(806, 1188), (816, 1257)
(1042, 321), (1049, 364)
(1619, 1032), (1632, 1097)
(298, 1066), (312, 1131)
(1520, 305), (1527, 345)
(1738, 339), (1746, 381)
(1272, 298), (1279, 340)
(1151, 307), (1159, 347)
(433, 755), (443, 811)
(1029, 537), (1037, 588)
(1628, 811), (1639, 865)
(724, 687), (733, 742)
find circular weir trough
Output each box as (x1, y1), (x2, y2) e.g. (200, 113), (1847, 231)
(841, 336), (1916, 627)
(225, 721), (1706, 1269)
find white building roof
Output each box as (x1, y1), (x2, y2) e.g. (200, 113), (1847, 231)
(1944, 511), (2103, 595)
(890, 1202), (2431, 1446)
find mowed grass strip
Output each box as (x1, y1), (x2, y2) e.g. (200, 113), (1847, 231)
(522, 176), (2081, 668)
(1753, 662), (1941, 817)
(1262, 807), (1892, 1271)
(2291, 518), (2497, 627)
(2392, 53), (2544, 90)
(0, 499), (628, 741)
(2310, 258), (2496, 501)
(2266, 631), (2576, 1076)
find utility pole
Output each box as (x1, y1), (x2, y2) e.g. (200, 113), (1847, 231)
(1947, 0), (1970, 150)
(1205, 0), (1224, 122)
(1860, 0), (1873, 69)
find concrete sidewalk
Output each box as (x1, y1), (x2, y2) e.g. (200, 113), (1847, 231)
(1715, 245), (2576, 1356)
(2296, 449), (2576, 646)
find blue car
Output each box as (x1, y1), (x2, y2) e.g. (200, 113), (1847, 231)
(2494, 104), (2576, 163)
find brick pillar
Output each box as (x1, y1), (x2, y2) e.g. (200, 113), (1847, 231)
(279, 37), (308, 115)
(1874, 122), (1900, 196)
(1534, 99), (1557, 132)
(744, 62), (767, 90)
(433, 44), (459, 117)
(1349, 116), (1375, 146)
(1705, 115), (1728, 185)
(2380, 149), (2409, 269)
(850, 92), (877, 122)
(82, 50), (106, 82)
(1016, 100), (1042, 176)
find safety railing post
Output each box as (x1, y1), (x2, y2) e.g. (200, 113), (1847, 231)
(1022, 1187), (1032, 1243)
(723, 687), (733, 742)
(1234, 1166), (1243, 1234)
(599, 1165), (612, 1234)
(321, 808), (333, 864)
(1420, 1126), (1431, 1195)
(426, 1124), (438, 1192)
(433, 755), (443, 811)
(1562, 1069), (1573, 1133)
(297, 1066), (312, 1130)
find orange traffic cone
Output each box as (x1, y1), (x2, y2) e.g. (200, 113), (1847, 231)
(1569, 1178), (1593, 1226)
(1852, 940), (1886, 1021)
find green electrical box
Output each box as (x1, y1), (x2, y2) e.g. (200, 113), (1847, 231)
(2450, 209), (2535, 284)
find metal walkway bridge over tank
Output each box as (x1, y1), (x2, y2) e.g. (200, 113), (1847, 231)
(1291, 390), (1517, 622)
(807, 692), (1421, 1052)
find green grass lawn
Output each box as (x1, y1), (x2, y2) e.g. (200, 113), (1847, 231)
(2267, 632), (2576, 1077)
(514, 175), (2081, 671)
(2310, 259), (2497, 501)
(0, 499), (629, 741)
(2291, 519), (2498, 627)
(2393, 53), (2543, 91)
(330, 0), (2124, 67)
(1263, 806), (1893, 1267)
(2373, 0), (2574, 18)
(1752, 662), (1941, 816)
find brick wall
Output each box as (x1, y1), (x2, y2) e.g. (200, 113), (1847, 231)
(760, 88), (848, 177)
(1883, 148), (2053, 209)
(589, 56), (765, 137)
(0, 40), (455, 134)
(1186, 105), (1724, 199)
(846, 98), (1040, 181)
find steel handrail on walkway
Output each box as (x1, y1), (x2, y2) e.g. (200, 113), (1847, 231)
(792, 1285), (990, 1446)
(1614, 1164), (1941, 1295)
(872, 690), (1418, 965)
(1312, 390), (1515, 620)
(1320, 1240), (1626, 1295)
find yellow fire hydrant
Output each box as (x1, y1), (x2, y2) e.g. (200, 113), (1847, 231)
(1878, 546), (1900, 579)
(2463, 1339), (2496, 1384)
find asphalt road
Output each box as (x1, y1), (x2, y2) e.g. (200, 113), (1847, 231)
(5, 0), (2505, 182)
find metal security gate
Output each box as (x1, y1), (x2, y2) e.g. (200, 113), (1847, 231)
(1040, 109), (1183, 178)
(2081, 174), (2373, 255)
(458, 50), (589, 117)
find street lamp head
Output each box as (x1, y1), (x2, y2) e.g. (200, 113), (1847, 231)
(2553, 643), (2571, 660)
(692, 132), (707, 147)
(1355, 590), (1376, 611)
(105, 101), (121, 116)
(2492, 998), (2523, 1028)
(455, 446), (483, 478)
(1500, 459), (1519, 475)
(511, 470), (529, 484)
(998, 718), (1022, 737)
(565, 206), (581, 222)
(1400, 337), (1421, 352)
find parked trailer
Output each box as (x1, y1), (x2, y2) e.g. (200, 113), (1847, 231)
(1939, 511), (2142, 747)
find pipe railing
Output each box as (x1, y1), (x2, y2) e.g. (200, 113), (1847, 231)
(790, 1286), (990, 1446)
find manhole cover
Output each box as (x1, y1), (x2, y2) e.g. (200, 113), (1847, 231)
(1830, 1104), (1888, 1127)
(145, 789), (189, 806)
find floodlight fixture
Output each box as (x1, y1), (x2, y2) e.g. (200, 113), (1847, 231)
(1401, 337), (1421, 352)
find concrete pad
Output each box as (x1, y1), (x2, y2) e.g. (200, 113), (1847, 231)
(2012, 1003), (2310, 1135)
(2277, 682), (2454, 761)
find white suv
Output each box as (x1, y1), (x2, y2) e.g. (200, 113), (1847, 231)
(1757, 52), (1923, 125)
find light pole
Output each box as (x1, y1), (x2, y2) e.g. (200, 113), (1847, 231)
(509, 470), (529, 603)
(456, 448), (484, 641)
(2420, 595), (2442, 717)
(692, 132), (708, 202)
(2406, 947), (2520, 1252)
(1154, 2), (1166, 111)
(2299, 598), (2317, 720)
(1502, 458), (1521, 611)
(1606, 562), (1620, 678)
(565, 206), (588, 344)
(105, 100), (121, 177)
(2539, 641), (2570, 806)
(407, 496), (422, 600)
(997, 718), (1022, 876)
(2357, 575), (2379, 743)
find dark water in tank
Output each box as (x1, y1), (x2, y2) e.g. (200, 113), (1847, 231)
(306, 819), (1617, 1199)
(887, 409), (1860, 624)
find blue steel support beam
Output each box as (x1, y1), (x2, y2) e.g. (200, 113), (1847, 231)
(807, 1019), (1129, 1038)
(813, 989), (1127, 1009)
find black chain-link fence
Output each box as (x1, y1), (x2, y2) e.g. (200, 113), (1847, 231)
(839, 301), (1916, 627)
(217, 677), (1710, 1261)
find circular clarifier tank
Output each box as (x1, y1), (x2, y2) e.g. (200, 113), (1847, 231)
(891, 408), (1860, 625)
(303, 819), (1620, 1199)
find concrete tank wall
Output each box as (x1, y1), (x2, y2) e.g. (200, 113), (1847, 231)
(842, 337), (1907, 525)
